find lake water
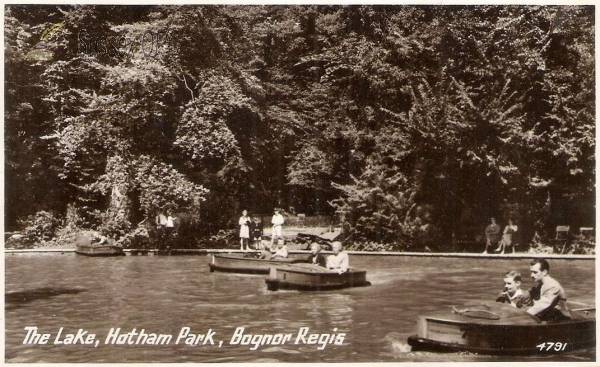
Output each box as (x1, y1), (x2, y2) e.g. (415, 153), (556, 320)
(4, 253), (596, 363)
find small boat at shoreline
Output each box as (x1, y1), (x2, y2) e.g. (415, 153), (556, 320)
(208, 253), (307, 274)
(265, 264), (371, 291)
(407, 301), (595, 355)
(74, 233), (124, 257)
(75, 242), (125, 257)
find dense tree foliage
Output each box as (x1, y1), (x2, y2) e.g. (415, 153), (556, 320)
(5, 5), (594, 250)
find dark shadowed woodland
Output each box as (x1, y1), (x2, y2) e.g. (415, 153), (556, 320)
(4, 5), (595, 252)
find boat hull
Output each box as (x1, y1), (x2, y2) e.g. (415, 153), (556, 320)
(265, 264), (371, 291)
(208, 254), (307, 274)
(407, 301), (595, 355)
(75, 244), (125, 257)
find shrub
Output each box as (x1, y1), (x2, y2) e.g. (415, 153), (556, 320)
(21, 211), (60, 244)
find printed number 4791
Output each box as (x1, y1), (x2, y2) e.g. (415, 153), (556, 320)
(536, 342), (568, 352)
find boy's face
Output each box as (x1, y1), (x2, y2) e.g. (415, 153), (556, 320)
(503, 277), (521, 296)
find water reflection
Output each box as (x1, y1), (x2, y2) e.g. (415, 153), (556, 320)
(5, 254), (595, 363)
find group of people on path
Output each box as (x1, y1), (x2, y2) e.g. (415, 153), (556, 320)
(483, 217), (519, 254)
(495, 258), (571, 321)
(239, 208), (285, 251)
(238, 210), (263, 251)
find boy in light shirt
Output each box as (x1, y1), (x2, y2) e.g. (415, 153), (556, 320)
(495, 270), (531, 308)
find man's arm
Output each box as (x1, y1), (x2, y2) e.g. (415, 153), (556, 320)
(340, 253), (349, 272)
(526, 284), (562, 316)
(326, 255), (335, 269)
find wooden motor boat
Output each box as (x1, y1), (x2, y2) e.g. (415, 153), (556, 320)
(75, 242), (124, 256)
(208, 253), (307, 274)
(75, 233), (124, 257)
(407, 301), (595, 355)
(265, 263), (371, 291)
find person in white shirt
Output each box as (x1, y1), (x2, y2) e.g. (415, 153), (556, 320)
(270, 208), (284, 246)
(326, 241), (349, 274)
(271, 238), (289, 259)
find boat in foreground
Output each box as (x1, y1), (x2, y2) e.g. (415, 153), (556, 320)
(407, 301), (595, 355)
(208, 253), (307, 274)
(265, 263), (371, 291)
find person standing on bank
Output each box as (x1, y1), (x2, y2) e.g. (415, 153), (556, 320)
(239, 210), (251, 251)
(250, 217), (263, 249)
(155, 209), (168, 243)
(271, 208), (284, 247)
(483, 217), (501, 254)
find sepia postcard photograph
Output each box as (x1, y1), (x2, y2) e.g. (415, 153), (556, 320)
(3, 3), (596, 364)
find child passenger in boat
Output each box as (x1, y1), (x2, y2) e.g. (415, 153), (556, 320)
(307, 242), (326, 267)
(495, 270), (531, 308)
(271, 238), (289, 259)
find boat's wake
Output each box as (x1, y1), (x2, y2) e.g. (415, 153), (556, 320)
(384, 332), (412, 353)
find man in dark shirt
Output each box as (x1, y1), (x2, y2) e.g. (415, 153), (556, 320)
(307, 242), (326, 267)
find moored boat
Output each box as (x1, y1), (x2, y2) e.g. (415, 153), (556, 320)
(265, 263), (371, 291)
(75, 232), (124, 257)
(75, 242), (124, 257)
(208, 253), (307, 274)
(407, 301), (595, 355)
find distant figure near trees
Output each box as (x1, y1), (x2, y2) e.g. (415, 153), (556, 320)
(496, 218), (518, 254)
(250, 217), (263, 249)
(483, 217), (501, 254)
(270, 208), (284, 247)
(155, 209), (170, 245)
(239, 210), (251, 251)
